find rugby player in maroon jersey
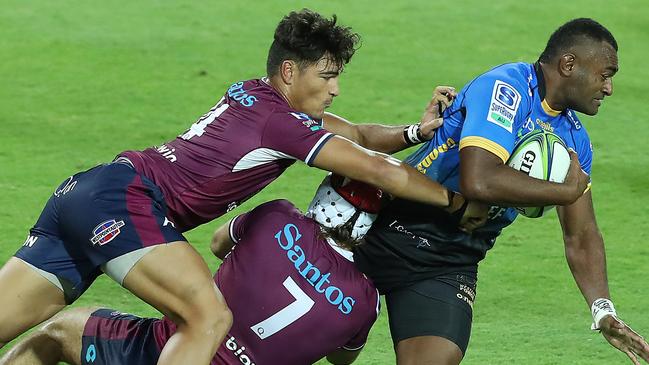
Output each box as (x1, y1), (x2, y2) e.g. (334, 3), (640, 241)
(0, 9), (486, 365)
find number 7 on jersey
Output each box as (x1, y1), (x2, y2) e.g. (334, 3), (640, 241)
(250, 276), (315, 340)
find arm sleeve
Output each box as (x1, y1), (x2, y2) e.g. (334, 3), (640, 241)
(262, 111), (334, 166)
(459, 75), (531, 163)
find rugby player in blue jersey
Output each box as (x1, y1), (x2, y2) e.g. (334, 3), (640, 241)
(354, 18), (649, 364)
(0, 174), (384, 365)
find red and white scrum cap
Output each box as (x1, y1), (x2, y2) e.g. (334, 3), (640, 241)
(306, 173), (384, 239)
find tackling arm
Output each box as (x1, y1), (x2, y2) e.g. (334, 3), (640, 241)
(312, 136), (488, 230)
(323, 86), (456, 154)
(323, 113), (413, 154)
(314, 136), (453, 209)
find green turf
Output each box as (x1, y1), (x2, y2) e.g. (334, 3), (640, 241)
(1, 1), (648, 364)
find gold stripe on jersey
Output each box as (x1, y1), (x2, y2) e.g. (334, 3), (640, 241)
(541, 99), (561, 116)
(459, 136), (510, 163)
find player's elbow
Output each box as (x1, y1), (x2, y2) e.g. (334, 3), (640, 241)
(460, 177), (491, 201)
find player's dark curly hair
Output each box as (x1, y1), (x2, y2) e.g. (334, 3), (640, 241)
(266, 9), (361, 76)
(538, 18), (618, 63)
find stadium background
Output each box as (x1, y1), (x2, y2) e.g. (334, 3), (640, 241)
(1, 1), (647, 364)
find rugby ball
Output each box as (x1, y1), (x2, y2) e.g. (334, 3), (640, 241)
(507, 130), (570, 218)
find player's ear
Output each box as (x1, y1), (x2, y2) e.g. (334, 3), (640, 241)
(558, 53), (576, 77)
(279, 60), (296, 85)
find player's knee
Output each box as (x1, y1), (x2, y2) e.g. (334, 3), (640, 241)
(172, 294), (233, 338)
(38, 316), (69, 346)
(193, 302), (232, 337)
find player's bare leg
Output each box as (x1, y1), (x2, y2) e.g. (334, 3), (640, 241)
(0, 258), (66, 349)
(396, 336), (464, 365)
(122, 241), (232, 365)
(0, 307), (94, 365)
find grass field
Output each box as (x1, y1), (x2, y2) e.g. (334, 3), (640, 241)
(1, 1), (648, 364)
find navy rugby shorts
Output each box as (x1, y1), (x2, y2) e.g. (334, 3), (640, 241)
(14, 159), (185, 303)
(385, 272), (477, 354)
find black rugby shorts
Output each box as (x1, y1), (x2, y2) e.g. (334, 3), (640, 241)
(385, 272), (476, 354)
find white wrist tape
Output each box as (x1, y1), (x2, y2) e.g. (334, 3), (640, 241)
(404, 124), (422, 144)
(591, 298), (617, 330)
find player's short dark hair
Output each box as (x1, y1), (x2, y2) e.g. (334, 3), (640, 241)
(538, 18), (618, 63)
(266, 9), (361, 76)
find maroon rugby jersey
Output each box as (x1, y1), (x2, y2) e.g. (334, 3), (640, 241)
(120, 79), (333, 231)
(154, 200), (380, 365)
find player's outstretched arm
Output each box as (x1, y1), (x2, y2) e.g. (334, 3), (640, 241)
(210, 218), (236, 260)
(323, 86), (456, 154)
(312, 135), (487, 229)
(459, 146), (589, 206)
(557, 191), (649, 364)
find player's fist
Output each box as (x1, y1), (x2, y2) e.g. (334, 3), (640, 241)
(418, 86), (457, 140)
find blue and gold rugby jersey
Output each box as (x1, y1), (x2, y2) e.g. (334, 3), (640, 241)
(355, 63), (593, 292)
(406, 62), (592, 235)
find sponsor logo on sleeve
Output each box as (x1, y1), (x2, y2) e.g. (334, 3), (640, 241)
(290, 112), (323, 131)
(90, 219), (125, 246)
(487, 80), (521, 133)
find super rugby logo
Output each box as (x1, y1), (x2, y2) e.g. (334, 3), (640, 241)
(487, 80), (521, 133)
(90, 219), (125, 246)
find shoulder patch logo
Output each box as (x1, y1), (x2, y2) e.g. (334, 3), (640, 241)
(90, 219), (125, 246)
(487, 80), (521, 133)
(290, 112), (323, 131)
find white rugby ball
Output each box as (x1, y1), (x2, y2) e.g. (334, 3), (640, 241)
(507, 130), (570, 218)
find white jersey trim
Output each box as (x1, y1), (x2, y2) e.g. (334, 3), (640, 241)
(375, 288), (380, 315)
(232, 148), (298, 172)
(342, 343), (366, 351)
(229, 216), (241, 243)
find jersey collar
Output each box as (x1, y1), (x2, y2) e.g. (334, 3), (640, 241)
(534, 62), (562, 117)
